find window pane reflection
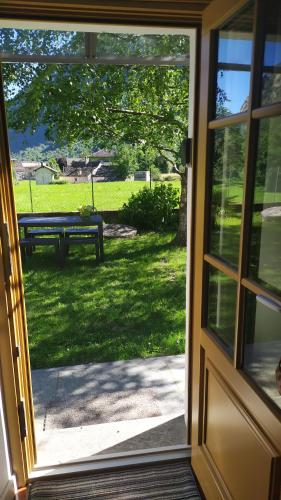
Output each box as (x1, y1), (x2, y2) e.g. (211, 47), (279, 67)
(210, 124), (246, 267)
(249, 116), (281, 295)
(244, 291), (281, 410)
(96, 34), (189, 57)
(207, 266), (237, 356)
(216, 3), (254, 117)
(262, 0), (281, 105)
(0, 28), (85, 56)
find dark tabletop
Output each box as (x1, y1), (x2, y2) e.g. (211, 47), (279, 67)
(18, 215), (103, 227)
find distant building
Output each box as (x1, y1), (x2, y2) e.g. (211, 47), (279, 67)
(60, 175), (90, 184)
(62, 164), (97, 183)
(65, 157), (90, 168)
(14, 161), (41, 181)
(90, 150), (115, 162)
(34, 164), (57, 184)
(134, 170), (150, 182)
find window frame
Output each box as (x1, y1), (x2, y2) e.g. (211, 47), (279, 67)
(202, 0), (281, 415)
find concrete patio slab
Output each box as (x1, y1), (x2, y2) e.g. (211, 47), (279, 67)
(46, 388), (161, 429)
(32, 355), (186, 466)
(35, 413), (185, 466)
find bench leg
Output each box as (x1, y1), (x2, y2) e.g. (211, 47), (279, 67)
(31, 235), (36, 253)
(95, 239), (100, 263)
(26, 243), (33, 257)
(20, 245), (26, 263)
(64, 234), (70, 256)
(58, 241), (66, 268)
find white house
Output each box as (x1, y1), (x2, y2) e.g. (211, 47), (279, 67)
(134, 170), (150, 181)
(34, 164), (57, 184)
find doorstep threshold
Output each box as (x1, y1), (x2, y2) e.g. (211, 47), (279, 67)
(29, 445), (191, 481)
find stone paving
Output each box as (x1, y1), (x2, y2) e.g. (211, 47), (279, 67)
(32, 355), (186, 465)
(103, 223), (137, 238)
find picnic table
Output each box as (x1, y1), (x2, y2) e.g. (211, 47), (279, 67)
(18, 214), (104, 261)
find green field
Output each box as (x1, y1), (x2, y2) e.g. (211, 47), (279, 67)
(14, 180), (180, 213)
(23, 232), (186, 369)
(13, 180), (281, 215)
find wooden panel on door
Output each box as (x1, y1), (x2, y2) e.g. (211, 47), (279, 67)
(203, 361), (277, 500)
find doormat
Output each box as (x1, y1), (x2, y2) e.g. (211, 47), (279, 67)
(45, 388), (161, 429)
(28, 460), (202, 499)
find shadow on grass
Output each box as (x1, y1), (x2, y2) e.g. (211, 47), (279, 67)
(23, 232), (186, 369)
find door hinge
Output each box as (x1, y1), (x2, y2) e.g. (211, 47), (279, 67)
(18, 400), (27, 440)
(2, 222), (13, 279)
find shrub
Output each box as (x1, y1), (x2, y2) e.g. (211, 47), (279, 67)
(51, 179), (68, 185)
(150, 166), (161, 181)
(120, 183), (179, 230)
(162, 174), (180, 182)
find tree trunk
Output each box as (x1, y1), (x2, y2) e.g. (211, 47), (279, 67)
(177, 167), (187, 247)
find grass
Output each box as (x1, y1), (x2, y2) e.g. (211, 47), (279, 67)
(213, 182), (281, 204)
(23, 232), (186, 369)
(13, 180), (280, 215)
(14, 180), (180, 213)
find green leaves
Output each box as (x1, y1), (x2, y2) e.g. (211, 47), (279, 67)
(5, 61), (188, 159)
(121, 183), (180, 230)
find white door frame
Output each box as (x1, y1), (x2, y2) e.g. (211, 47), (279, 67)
(0, 20), (197, 476)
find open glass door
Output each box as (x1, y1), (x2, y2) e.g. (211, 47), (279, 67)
(191, 0), (281, 498)
(0, 19), (197, 477)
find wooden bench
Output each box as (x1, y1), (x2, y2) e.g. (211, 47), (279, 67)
(60, 233), (100, 265)
(20, 237), (62, 264)
(27, 228), (64, 237)
(26, 228), (65, 252)
(64, 228), (99, 236)
(62, 228), (99, 257)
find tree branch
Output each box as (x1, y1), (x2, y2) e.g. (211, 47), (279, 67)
(107, 107), (185, 130)
(155, 149), (175, 166)
(150, 144), (178, 155)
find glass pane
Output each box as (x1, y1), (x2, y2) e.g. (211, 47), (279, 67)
(215, 3), (254, 117)
(209, 124), (246, 267)
(0, 28), (85, 56)
(207, 266), (237, 355)
(244, 291), (281, 410)
(249, 116), (281, 295)
(262, 0), (281, 105)
(96, 34), (189, 58)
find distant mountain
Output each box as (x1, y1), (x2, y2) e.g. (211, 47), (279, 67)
(8, 125), (104, 159)
(8, 126), (57, 155)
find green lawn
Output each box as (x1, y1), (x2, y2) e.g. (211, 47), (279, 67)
(14, 180), (180, 213)
(13, 180), (280, 214)
(23, 232), (186, 369)
(213, 182), (281, 204)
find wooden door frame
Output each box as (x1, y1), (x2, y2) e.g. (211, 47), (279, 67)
(191, 0), (281, 497)
(0, 5), (203, 487)
(0, 69), (36, 486)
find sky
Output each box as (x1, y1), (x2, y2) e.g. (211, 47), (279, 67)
(218, 37), (281, 114)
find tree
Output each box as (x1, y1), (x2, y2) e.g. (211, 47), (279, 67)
(114, 144), (139, 179)
(3, 30), (189, 244)
(48, 157), (61, 178)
